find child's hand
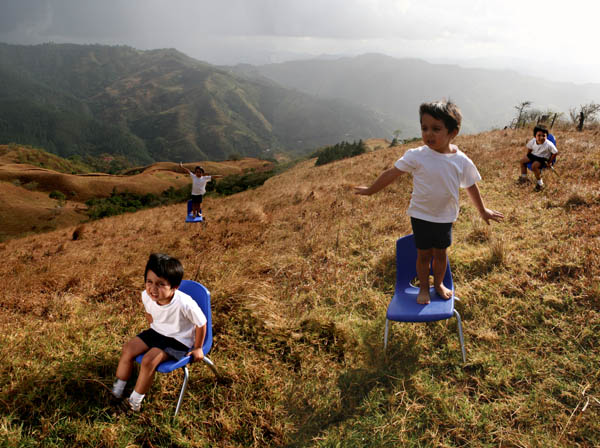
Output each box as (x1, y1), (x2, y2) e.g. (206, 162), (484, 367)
(481, 208), (504, 224)
(179, 161), (183, 167)
(187, 348), (204, 362)
(354, 186), (370, 195)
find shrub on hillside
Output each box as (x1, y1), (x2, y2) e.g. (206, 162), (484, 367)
(85, 186), (190, 220)
(49, 190), (66, 201)
(214, 170), (274, 196)
(312, 140), (366, 166)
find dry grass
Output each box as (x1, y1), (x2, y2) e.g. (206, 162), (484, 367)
(0, 129), (599, 447)
(0, 149), (273, 240)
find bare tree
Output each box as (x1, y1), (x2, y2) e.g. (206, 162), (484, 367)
(570, 103), (600, 131)
(513, 101), (532, 128)
(390, 129), (402, 147)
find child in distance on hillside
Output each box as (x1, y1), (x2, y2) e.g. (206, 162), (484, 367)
(180, 162), (221, 217)
(518, 124), (558, 190)
(111, 253), (207, 412)
(354, 100), (504, 305)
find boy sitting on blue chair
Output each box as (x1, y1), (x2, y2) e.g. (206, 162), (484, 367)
(111, 253), (207, 411)
(518, 124), (558, 190)
(354, 100), (504, 305)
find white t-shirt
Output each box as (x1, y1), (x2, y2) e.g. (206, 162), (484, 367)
(526, 137), (558, 159)
(141, 289), (207, 348)
(191, 174), (211, 195)
(394, 145), (481, 223)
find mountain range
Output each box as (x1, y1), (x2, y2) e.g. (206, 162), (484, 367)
(234, 53), (600, 137)
(0, 43), (392, 164)
(2, 44), (599, 165)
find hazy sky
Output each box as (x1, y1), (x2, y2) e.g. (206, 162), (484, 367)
(1, 0), (599, 84)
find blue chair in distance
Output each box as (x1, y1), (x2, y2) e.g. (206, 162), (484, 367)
(384, 234), (466, 363)
(185, 200), (204, 223)
(135, 280), (218, 416)
(526, 133), (557, 172)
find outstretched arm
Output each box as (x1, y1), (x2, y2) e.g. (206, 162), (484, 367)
(465, 184), (504, 224)
(179, 162), (192, 175)
(354, 167), (404, 195)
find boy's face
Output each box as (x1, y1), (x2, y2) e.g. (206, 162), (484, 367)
(194, 168), (203, 176)
(420, 113), (458, 153)
(535, 131), (547, 145)
(145, 269), (177, 305)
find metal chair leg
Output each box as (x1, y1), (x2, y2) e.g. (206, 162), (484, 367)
(202, 356), (218, 377)
(453, 310), (466, 363)
(384, 319), (389, 351)
(174, 366), (190, 416)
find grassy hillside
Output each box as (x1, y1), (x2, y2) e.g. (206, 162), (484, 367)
(0, 145), (273, 240)
(0, 128), (599, 446)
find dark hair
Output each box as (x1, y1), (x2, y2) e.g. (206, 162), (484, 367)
(533, 125), (549, 137)
(419, 100), (462, 133)
(144, 253), (184, 287)
(194, 166), (205, 174)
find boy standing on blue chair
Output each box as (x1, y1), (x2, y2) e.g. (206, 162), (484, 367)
(180, 162), (221, 218)
(111, 253), (207, 411)
(518, 124), (558, 190)
(355, 100), (504, 305)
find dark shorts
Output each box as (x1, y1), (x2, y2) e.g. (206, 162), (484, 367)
(137, 328), (190, 360)
(411, 217), (453, 250)
(527, 153), (548, 167)
(191, 194), (204, 205)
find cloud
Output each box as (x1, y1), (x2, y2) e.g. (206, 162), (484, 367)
(0, 0), (598, 82)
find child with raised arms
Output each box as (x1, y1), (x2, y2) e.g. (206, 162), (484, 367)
(180, 163), (221, 218)
(111, 253), (207, 411)
(354, 100), (504, 304)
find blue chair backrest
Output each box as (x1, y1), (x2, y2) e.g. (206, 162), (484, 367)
(187, 200), (193, 213)
(547, 133), (556, 147)
(395, 234), (453, 293)
(178, 280), (213, 355)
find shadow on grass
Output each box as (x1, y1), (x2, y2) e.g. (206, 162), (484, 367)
(0, 354), (118, 429)
(284, 320), (421, 447)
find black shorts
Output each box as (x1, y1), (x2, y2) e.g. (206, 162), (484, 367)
(527, 153), (548, 167)
(191, 194), (204, 205)
(137, 328), (190, 360)
(411, 217), (453, 250)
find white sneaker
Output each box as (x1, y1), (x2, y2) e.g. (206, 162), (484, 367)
(127, 397), (141, 412)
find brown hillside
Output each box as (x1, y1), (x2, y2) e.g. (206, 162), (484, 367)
(0, 153), (273, 239)
(0, 128), (599, 446)
(0, 181), (87, 239)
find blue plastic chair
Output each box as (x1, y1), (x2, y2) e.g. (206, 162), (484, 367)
(135, 280), (218, 416)
(526, 133), (557, 172)
(383, 234), (466, 362)
(185, 200), (204, 223)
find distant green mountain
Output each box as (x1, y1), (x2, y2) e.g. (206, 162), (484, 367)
(0, 43), (393, 163)
(237, 53), (600, 137)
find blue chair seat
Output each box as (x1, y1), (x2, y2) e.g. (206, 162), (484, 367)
(185, 200), (204, 223)
(387, 287), (456, 322)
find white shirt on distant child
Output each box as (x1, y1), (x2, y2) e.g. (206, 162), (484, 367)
(190, 174), (212, 195)
(526, 137), (558, 160)
(394, 144), (481, 223)
(141, 289), (207, 348)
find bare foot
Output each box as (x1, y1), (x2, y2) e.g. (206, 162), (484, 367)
(417, 288), (431, 305)
(434, 284), (452, 300)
